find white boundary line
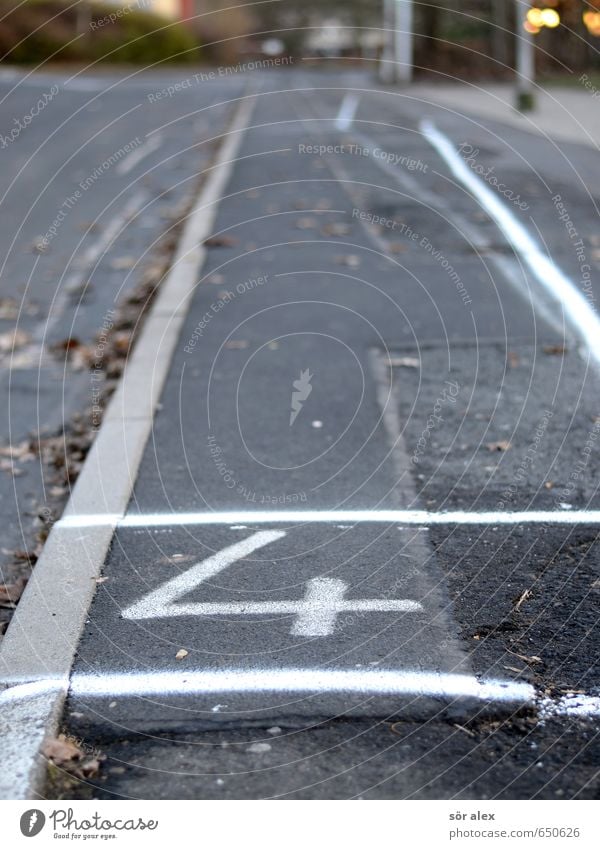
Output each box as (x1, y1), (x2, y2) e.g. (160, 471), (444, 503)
(4, 670), (598, 719)
(420, 119), (600, 367)
(335, 94), (360, 131)
(0, 94), (257, 801)
(116, 132), (163, 175)
(68, 668), (534, 703)
(55, 508), (600, 529)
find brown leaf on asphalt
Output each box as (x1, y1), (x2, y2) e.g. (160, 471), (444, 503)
(0, 440), (35, 461)
(110, 256), (136, 271)
(507, 351), (520, 368)
(0, 329), (31, 352)
(387, 242), (407, 254)
(0, 459), (24, 477)
(0, 577), (27, 608)
(543, 344), (568, 355)
(32, 236), (48, 253)
(335, 254), (361, 267)
(43, 735), (83, 766)
(513, 589), (532, 611)
(0, 298), (18, 320)
(204, 235), (238, 248)
(321, 222), (350, 237)
(43, 734), (104, 779)
(296, 217), (318, 230)
(486, 440), (511, 452)
(225, 340), (249, 349)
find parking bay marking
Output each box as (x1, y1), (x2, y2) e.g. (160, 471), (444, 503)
(122, 530), (423, 637)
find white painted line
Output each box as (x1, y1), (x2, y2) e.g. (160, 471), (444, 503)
(56, 509), (600, 529)
(335, 94), (360, 131)
(123, 530), (286, 620)
(420, 119), (600, 366)
(68, 667), (535, 705)
(539, 694), (600, 719)
(116, 133), (163, 175)
(0, 95), (257, 799)
(123, 531), (422, 636)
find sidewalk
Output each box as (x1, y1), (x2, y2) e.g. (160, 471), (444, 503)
(408, 81), (600, 150)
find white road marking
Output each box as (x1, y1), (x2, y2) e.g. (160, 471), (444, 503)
(123, 530), (285, 619)
(56, 509), (600, 529)
(335, 94), (360, 131)
(67, 667), (535, 704)
(539, 693), (600, 719)
(420, 119), (600, 366)
(116, 133), (163, 175)
(122, 532), (422, 635)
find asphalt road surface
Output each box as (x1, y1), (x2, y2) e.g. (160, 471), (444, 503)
(1, 67), (600, 800)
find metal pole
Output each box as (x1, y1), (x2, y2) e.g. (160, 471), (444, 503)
(380, 0), (395, 83)
(393, 0), (414, 84)
(515, 1), (535, 110)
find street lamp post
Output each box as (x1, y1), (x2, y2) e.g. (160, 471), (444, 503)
(380, 0), (414, 85)
(515, 1), (536, 110)
(393, 0), (414, 83)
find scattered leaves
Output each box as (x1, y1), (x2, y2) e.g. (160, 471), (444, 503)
(486, 440), (511, 452)
(110, 256), (136, 271)
(321, 222), (350, 237)
(296, 217), (318, 230)
(43, 734), (103, 779)
(513, 589), (532, 612)
(0, 577), (27, 608)
(387, 242), (407, 254)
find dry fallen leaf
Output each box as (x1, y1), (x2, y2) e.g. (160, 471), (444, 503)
(204, 235), (238, 248)
(321, 222), (350, 237)
(43, 735), (83, 766)
(513, 589), (532, 611)
(296, 217), (318, 230)
(0, 440), (35, 461)
(543, 344), (568, 355)
(335, 254), (360, 267)
(387, 242), (407, 254)
(0, 329), (31, 352)
(507, 351), (520, 368)
(0, 577), (27, 608)
(110, 256), (136, 270)
(175, 649), (189, 660)
(486, 440), (511, 452)
(225, 340), (249, 349)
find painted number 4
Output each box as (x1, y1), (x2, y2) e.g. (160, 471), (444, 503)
(122, 531), (423, 637)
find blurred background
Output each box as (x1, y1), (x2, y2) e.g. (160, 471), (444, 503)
(1, 1), (599, 81)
